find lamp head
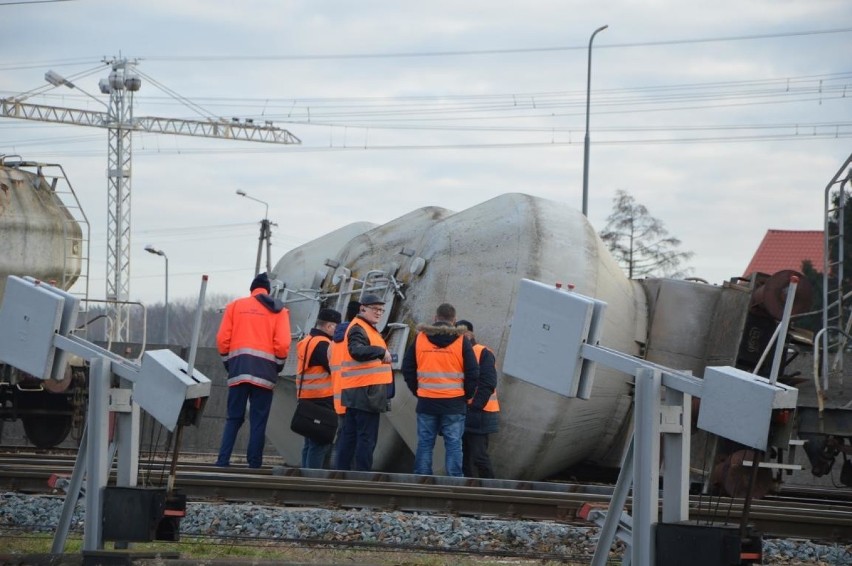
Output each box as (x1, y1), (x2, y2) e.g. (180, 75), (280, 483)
(45, 70), (73, 89)
(236, 189), (246, 197)
(145, 244), (163, 256)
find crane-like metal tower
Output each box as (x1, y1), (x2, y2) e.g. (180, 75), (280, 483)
(1, 57), (300, 341)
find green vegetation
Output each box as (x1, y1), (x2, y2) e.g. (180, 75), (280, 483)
(599, 189), (693, 279)
(0, 531), (596, 565)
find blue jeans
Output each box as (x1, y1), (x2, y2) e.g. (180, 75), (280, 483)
(302, 437), (332, 469)
(414, 412), (465, 477)
(333, 414), (356, 470)
(335, 408), (380, 471)
(215, 383), (273, 468)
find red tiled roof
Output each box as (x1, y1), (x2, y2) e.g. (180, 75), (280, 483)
(744, 229), (824, 277)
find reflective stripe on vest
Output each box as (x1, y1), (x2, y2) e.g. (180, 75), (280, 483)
(223, 346), (282, 365)
(339, 317), (392, 389)
(415, 332), (464, 398)
(328, 340), (347, 415)
(296, 335), (333, 399)
(473, 343), (500, 412)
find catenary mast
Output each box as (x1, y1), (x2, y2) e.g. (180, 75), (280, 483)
(1, 57), (300, 340)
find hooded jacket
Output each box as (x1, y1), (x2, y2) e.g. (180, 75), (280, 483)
(217, 288), (291, 389)
(296, 327), (334, 407)
(328, 321), (351, 414)
(465, 344), (499, 435)
(401, 322), (479, 415)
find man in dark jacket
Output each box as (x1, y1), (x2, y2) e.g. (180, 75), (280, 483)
(295, 307), (341, 469)
(337, 294), (393, 471)
(456, 320), (499, 478)
(330, 300), (361, 469)
(402, 303), (481, 477)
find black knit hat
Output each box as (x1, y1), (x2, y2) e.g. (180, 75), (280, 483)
(456, 319), (474, 332)
(250, 272), (271, 292)
(317, 308), (342, 324)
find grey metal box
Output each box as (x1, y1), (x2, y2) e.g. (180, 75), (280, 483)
(0, 275), (64, 380)
(503, 279), (596, 397)
(22, 276), (80, 382)
(135, 349), (212, 432)
(697, 366), (798, 451)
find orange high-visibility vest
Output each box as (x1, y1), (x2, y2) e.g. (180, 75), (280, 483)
(415, 332), (464, 398)
(296, 335), (333, 399)
(339, 317), (393, 389)
(472, 343), (500, 412)
(328, 340), (347, 414)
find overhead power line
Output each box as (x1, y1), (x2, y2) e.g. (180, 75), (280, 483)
(1, 27), (850, 71)
(5, 71), (846, 126)
(0, 0), (74, 5)
(138, 28), (852, 61)
(10, 128), (850, 160)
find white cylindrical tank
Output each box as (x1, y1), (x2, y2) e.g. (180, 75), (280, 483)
(0, 163), (83, 299)
(268, 193), (647, 479)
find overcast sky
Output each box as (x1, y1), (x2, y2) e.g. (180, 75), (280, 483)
(2, 0), (851, 308)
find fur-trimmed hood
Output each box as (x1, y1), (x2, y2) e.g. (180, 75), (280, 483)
(416, 322), (464, 336)
(416, 321), (464, 348)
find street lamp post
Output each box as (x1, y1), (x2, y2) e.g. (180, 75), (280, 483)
(582, 24), (608, 218)
(45, 70), (109, 108)
(144, 244), (169, 344)
(236, 189), (273, 275)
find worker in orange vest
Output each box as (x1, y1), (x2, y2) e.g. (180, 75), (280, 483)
(329, 300), (361, 469)
(402, 303), (480, 477)
(456, 320), (499, 478)
(295, 308), (341, 469)
(336, 294), (393, 471)
(215, 272), (291, 469)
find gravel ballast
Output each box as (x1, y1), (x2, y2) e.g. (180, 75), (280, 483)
(1, 493), (850, 564)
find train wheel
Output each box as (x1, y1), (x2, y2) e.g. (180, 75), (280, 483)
(22, 416), (73, 448)
(712, 449), (773, 499)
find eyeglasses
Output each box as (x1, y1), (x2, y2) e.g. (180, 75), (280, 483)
(366, 305), (385, 314)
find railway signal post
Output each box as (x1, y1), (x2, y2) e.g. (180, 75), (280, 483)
(503, 277), (800, 566)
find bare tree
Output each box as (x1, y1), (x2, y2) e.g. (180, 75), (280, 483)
(599, 190), (694, 279)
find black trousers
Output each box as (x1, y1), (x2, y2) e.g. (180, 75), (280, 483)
(462, 432), (495, 478)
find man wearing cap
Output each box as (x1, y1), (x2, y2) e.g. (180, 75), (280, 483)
(296, 307), (342, 469)
(402, 303), (480, 477)
(215, 272), (291, 469)
(456, 320), (499, 478)
(336, 294), (393, 471)
(329, 300), (361, 469)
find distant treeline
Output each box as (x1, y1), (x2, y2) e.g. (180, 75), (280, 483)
(79, 293), (235, 348)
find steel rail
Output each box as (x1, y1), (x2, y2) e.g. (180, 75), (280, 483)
(0, 453), (850, 541)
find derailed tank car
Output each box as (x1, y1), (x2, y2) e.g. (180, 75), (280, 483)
(265, 192), (849, 488)
(267, 193), (647, 478)
(0, 156), (88, 447)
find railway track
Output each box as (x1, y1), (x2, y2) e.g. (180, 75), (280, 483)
(1, 449), (850, 542)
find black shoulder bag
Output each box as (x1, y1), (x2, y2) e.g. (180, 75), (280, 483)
(290, 336), (339, 444)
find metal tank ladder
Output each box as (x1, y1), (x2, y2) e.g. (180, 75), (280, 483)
(820, 153), (852, 393)
(38, 161), (91, 338)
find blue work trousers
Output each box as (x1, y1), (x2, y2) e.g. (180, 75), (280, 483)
(414, 412), (465, 477)
(301, 437), (332, 469)
(334, 408), (380, 471)
(215, 382), (273, 468)
(333, 414), (355, 470)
